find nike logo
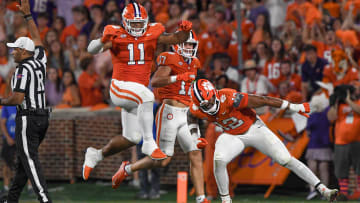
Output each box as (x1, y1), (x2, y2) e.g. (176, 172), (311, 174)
(222, 111), (226, 115)
(146, 33), (152, 36)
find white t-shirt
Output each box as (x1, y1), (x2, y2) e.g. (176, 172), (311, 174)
(241, 74), (270, 95)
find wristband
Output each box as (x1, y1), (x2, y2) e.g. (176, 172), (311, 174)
(25, 15), (33, 21)
(24, 14), (32, 18)
(170, 75), (177, 83)
(280, 100), (289, 110)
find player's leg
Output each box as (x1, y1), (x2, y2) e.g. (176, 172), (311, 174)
(245, 120), (338, 201)
(82, 82), (141, 180)
(214, 133), (245, 203)
(112, 103), (177, 188)
(177, 117), (208, 203)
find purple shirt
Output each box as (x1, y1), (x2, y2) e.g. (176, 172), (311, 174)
(306, 107), (331, 149)
(249, 5), (269, 24)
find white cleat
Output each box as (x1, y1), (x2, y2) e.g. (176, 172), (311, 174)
(321, 188), (338, 202)
(82, 147), (103, 180)
(222, 200), (232, 203)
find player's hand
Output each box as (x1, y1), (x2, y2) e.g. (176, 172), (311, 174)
(17, 0), (31, 15)
(6, 137), (15, 146)
(178, 20), (192, 32)
(196, 138), (208, 149)
(176, 72), (195, 82)
(289, 102), (310, 118)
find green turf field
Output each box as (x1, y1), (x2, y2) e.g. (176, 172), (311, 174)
(13, 181), (352, 203)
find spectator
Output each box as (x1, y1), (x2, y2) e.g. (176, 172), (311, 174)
(54, 0), (83, 26)
(265, 0), (287, 34)
(104, 0), (119, 21)
(52, 16), (66, 37)
(165, 3), (182, 33)
(250, 13), (272, 51)
(44, 29), (59, 51)
(327, 85), (360, 200)
(301, 45), (328, 101)
(241, 59), (272, 95)
(81, 4), (106, 40)
(37, 12), (50, 41)
(276, 60), (302, 92)
(72, 33), (90, 74)
(48, 40), (76, 71)
(60, 6), (89, 45)
(78, 56), (103, 107)
(263, 38), (286, 86)
(214, 5), (232, 50)
(0, 41), (15, 80)
(45, 67), (64, 106)
(0, 106), (16, 196)
(57, 69), (81, 108)
(254, 41), (270, 68)
(0, 0), (14, 41)
(248, 0), (269, 25)
(305, 93), (332, 200)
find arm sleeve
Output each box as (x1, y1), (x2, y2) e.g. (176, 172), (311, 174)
(233, 92), (249, 109)
(34, 46), (47, 64)
(12, 66), (30, 93)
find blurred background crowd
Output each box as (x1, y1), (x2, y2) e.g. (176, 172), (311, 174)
(1, 0), (360, 201)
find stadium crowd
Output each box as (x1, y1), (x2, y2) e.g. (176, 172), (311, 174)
(1, 0), (360, 201)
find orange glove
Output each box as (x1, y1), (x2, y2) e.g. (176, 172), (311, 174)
(176, 72), (195, 82)
(196, 138), (208, 149)
(178, 20), (192, 32)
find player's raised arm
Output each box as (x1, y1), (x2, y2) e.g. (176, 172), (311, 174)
(157, 21), (192, 44)
(244, 94), (311, 117)
(88, 38), (112, 54)
(18, 0), (42, 46)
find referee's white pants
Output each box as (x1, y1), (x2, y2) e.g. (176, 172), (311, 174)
(109, 79), (159, 156)
(213, 119), (320, 196)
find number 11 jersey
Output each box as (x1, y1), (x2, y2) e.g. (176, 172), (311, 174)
(102, 23), (165, 86)
(154, 52), (200, 106)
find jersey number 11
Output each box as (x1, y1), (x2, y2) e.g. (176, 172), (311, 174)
(128, 43), (145, 65)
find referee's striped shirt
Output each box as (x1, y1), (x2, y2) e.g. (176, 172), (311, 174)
(11, 46), (47, 110)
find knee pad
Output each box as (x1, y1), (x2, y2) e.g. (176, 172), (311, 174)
(277, 154), (292, 166)
(123, 131), (142, 144)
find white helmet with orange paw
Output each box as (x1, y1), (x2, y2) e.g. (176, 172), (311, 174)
(191, 79), (220, 115)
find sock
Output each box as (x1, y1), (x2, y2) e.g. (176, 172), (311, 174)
(284, 157), (320, 186)
(125, 164), (132, 175)
(214, 159), (230, 197)
(4, 186), (8, 191)
(220, 194), (231, 202)
(196, 195), (205, 203)
(338, 178), (349, 195)
(138, 102), (158, 155)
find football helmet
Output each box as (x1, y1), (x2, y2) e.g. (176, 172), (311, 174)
(172, 30), (198, 58)
(122, 2), (149, 37)
(191, 79), (220, 115)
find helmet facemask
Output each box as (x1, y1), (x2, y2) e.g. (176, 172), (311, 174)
(199, 95), (220, 115)
(177, 41), (198, 58)
(123, 17), (148, 37)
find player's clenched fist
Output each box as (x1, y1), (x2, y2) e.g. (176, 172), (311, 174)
(196, 138), (208, 149)
(176, 72), (195, 82)
(178, 20), (192, 32)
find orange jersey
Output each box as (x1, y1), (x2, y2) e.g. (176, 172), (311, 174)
(102, 23), (165, 86)
(154, 52), (200, 106)
(322, 66), (359, 86)
(335, 101), (360, 145)
(190, 89), (257, 135)
(312, 41), (341, 63)
(273, 73), (302, 91)
(263, 59), (282, 86)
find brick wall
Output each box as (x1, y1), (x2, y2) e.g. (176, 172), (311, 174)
(0, 108), (356, 189)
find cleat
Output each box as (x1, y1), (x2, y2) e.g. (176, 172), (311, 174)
(112, 161), (130, 189)
(149, 148), (167, 160)
(82, 147), (102, 180)
(322, 189), (338, 202)
(201, 198), (211, 203)
(221, 200), (232, 203)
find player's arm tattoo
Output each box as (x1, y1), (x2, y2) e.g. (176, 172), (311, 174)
(247, 94), (283, 109)
(157, 31), (190, 45)
(187, 110), (199, 135)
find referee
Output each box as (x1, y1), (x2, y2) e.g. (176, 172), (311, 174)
(1, 0), (51, 202)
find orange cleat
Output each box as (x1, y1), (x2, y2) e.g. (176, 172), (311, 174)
(83, 165), (93, 181)
(149, 148), (167, 160)
(112, 161), (130, 189)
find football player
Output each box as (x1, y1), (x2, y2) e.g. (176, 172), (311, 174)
(111, 30), (210, 203)
(189, 79), (338, 203)
(82, 2), (193, 181)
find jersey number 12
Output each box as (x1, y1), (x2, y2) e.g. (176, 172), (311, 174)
(128, 43), (145, 65)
